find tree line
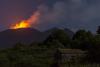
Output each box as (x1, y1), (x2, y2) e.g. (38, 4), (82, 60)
(0, 26), (100, 66)
(43, 26), (100, 63)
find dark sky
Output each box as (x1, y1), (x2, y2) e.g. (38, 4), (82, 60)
(0, 0), (100, 32)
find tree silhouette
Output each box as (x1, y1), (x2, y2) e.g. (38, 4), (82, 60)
(44, 29), (71, 48)
(72, 30), (93, 50)
(96, 26), (100, 34)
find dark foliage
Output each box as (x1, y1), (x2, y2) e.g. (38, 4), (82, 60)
(44, 29), (71, 48)
(1, 26), (100, 67)
(96, 26), (100, 34)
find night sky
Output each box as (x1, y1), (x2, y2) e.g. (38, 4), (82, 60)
(0, 0), (100, 32)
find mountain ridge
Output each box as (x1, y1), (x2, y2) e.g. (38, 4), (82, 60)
(0, 27), (74, 48)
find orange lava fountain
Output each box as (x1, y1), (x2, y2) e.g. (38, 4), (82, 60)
(10, 20), (31, 29)
(10, 11), (40, 29)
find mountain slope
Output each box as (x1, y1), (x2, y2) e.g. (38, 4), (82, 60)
(44, 27), (74, 39)
(0, 28), (45, 48)
(0, 27), (74, 48)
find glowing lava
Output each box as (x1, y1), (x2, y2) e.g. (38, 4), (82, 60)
(10, 20), (31, 29)
(10, 11), (41, 29)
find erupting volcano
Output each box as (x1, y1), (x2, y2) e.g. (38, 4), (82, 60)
(10, 11), (40, 29)
(10, 20), (31, 29)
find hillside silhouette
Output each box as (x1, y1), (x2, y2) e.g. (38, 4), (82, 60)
(0, 28), (73, 48)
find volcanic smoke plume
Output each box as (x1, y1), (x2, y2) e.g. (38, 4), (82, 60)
(10, 11), (41, 29)
(10, 1), (69, 30)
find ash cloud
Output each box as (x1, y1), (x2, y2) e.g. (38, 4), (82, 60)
(0, 0), (100, 32)
(35, 2), (68, 30)
(34, 0), (100, 32)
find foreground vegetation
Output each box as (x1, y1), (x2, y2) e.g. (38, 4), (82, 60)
(1, 26), (100, 67)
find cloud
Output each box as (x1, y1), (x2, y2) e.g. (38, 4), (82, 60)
(33, 0), (100, 32)
(1, 0), (100, 32)
(34, 1), (68, 30)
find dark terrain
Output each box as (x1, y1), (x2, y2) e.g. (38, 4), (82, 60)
(0, 28), (74, 48)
